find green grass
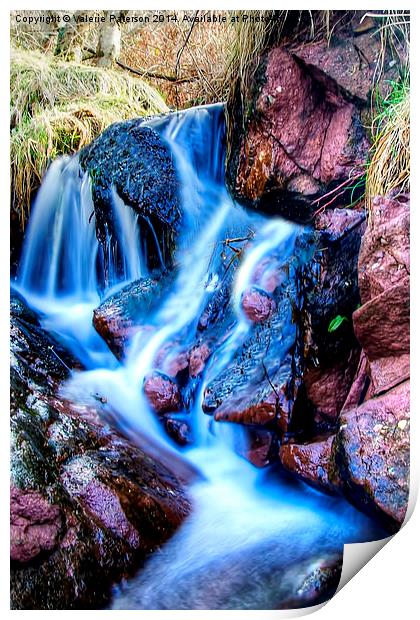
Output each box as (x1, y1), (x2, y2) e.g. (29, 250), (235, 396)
(10, 47), (168, 228)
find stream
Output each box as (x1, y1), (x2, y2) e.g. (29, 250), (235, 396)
(14, 103), (385, 609)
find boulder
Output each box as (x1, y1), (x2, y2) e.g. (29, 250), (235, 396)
(332, 380), (410, 532)
(294, 29), (401, 102)
(10, 296), (190, 609)
(279, 435), (336, 493)
(226, 47), (368, 221)
(79, 120), (181, 274)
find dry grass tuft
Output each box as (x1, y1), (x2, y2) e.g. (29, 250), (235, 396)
(366, 76), (410, 217)
(10, 48), (168, 227)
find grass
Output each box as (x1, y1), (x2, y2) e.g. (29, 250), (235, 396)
(10, 47), (168, 228)
(365, 75), (410, 218)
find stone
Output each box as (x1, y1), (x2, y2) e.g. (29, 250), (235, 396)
(189, 342), (211, 378)
(79, 121), (181, 275)
(304, 348), (359, 423)
(143, 371), (182, 415)
(10, 296), (190, 609)
(10, 487), (62, 563)
(93, 276), (164, 359)
(241, 286), (276, 323)
(279, 435), (335, 493)
(332, 380), (410, 532)
(227, 47), (368, 220)
(358, 194), (410, 304)
(352, 276), (410, 360)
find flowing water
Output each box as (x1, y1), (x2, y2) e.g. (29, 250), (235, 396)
(14, 104), (385, 609)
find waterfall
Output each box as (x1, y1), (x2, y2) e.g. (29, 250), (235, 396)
(14, 103), (385, 609)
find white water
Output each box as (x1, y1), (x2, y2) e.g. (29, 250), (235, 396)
(14, 104), (384, 609)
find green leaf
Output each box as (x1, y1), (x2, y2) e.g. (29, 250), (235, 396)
(328, 315), (349, 333)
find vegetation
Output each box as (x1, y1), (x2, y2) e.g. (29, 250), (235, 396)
(10, 48), (167, 227)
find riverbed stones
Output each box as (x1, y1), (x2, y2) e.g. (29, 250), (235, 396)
(279, 436), (335, 493)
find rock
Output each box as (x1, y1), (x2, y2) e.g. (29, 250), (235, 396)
(79, 121), (181, 275)
(203, 234), (314, 439)
(93, 276), (165, 359)
(143, 371), (181, 415)
(241, 287), (276, 323)
(303, 348), (360, 424)
(358, 194), (410, 303)
(10, 296), (190, 609)
(244, 429), (277, 468)
(10, 487), (62, 563)
(353, 276), (409, 360)
(369, 354), (410, 397)
(332, 380), (410, 532)
(226, 47), (368, 221)
(302, 209), (363, 367)
(279, 555), (342, 609)
(294, 29), (401, 102)
(189, 342), (211, 378)
(341, 351), (373, 411)
(164, 417), (192, 446)
(279, 436), (336, 493)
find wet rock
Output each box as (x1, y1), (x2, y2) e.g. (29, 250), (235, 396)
(279, 555), (342, 609)
(143, 371), (181, 415)
(227, 47), (368, 221)
(279, 436), (335, 493)
(332, 380), (410, 532)
(164, 416), (192, 446)
(302, 209), (363, 366)
(358, 194), (410, 303)
(244, 429), (277, 468)
(10, 487), (62, 563)
(80, 121), (180, 275)
(10, 296), (190, 609)
(189, 342), (211, 378)
(93, 276), (165, 359)
(241, 286), (276, 323)
(341, 351), (373, 411)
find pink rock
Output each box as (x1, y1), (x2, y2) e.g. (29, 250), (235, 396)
(10, 486), (62, 563)
(279, 436), (335, 492)
(189, 343), (211, 378)
(353, 276), (409, 360)
(358, 194), (410, 304)
(304, 348), (359, 422)
(143, 372), (181, 414)
(241, 287), (276, 323)
(334, 380), (410, 531)
(230, 47), (368, 206)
